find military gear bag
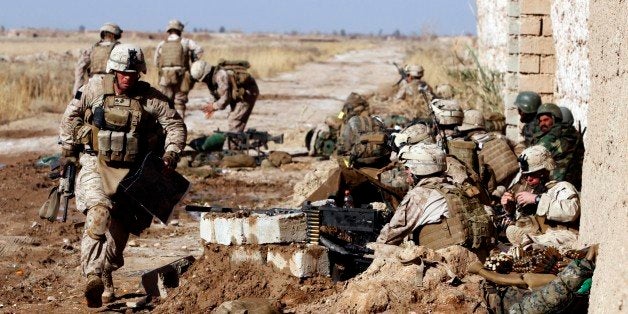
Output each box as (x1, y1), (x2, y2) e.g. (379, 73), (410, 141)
(216, 59), (253, 101)
(338, 115), (391, 166)
(339, 92), (369, 122)
(417, 182), (494, 250)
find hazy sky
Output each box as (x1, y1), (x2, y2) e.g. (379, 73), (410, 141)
(1, 0), (477, 36)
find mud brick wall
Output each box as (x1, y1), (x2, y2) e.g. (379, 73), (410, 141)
(476, 0), (509, 73)
(503, 0), (556, 139)
(579, 1), (628, 312)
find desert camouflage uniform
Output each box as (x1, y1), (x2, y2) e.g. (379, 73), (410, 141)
(531, 125), (575, 182)
(154, 33), (203, 116)
(506, 181), (579, 251)
(73, 41), (119, 95)
(376, 177), (450, 245)
(60, 75), (186, 277)
(207, 68), (259, 132)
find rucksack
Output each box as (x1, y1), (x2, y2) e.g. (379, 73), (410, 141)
(216, 59), (254, 101)
(338, 115), (391, 166)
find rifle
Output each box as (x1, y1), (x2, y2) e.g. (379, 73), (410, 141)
(419, 84), (449, 153)
(39, 161), (76, 222)
(216, 128), (284, 156)
(392, 62), (407, 86)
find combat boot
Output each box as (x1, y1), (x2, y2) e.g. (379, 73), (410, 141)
(102, 270), (115, 303)
(84, 273), (104, 308)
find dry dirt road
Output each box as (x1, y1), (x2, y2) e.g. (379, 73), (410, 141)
(0, 44), (404, 312)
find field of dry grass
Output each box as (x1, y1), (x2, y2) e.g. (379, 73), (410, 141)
(0, 32), (377, 124)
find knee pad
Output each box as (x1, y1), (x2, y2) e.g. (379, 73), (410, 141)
(86, 205), (111, 240)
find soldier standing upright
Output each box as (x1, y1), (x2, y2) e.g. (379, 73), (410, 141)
(154, 19), (204, 119)
(190, 60), (259, 133)
(73, 22), (122, 95)
(59, 43), (186, 307)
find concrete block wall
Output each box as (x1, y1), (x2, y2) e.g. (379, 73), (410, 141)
(200, 212), (307, 245)
(504, 0), (556, 140)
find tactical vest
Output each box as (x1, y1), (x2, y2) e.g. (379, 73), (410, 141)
(338, 115), (391, 166)
(417, 182), (494, 250)
(159, 39), (186, 68)
(89, 75), (145, 165)
(216, 60), (254, 101)
(477, 134), (519, 186)
(448, 140), (477, 172)
(90, 42), (117, 75)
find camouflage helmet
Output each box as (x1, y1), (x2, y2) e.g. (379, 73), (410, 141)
(515, 91), (542, 114)
(100, 22), (122, 39)
(559, 106), (574, 125)
(536, 103), (563, 122)
(404, 64), (424, 78)
(167, 19), (184, 32)
(106, 43), (147, 74)
(399, 143), (446, 176)
(458, 109), (486, 132)
(518, 145), (556, 174)
(190, 60), (211, 82)
(393, 123), (434, 148)
(431, 99), (463, 126)
(434, 83), (454, 99)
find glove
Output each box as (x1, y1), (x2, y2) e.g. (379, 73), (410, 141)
(203, 103), (216, 118)
(162, 151), (179, 170)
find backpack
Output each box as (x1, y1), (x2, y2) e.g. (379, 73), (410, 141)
(338, 115), (391, 166)
(216, 59), (253, 101)
(339, 92), (370, 122)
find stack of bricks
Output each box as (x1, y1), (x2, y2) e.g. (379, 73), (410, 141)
(504, 0), (556, 139)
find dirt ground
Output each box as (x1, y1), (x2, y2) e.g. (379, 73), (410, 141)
(0, 45), (406, 312)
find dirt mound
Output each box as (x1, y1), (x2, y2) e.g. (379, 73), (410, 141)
(295, 243), (488, 313)
(153, 244), (339, 313)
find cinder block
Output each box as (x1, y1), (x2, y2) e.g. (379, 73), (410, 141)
(508, 1), (521, 17)
(200, 213), (246, 245)
(541, 16), (553, 36)
(519, 55), (540, 73)
(200, 212), (307, 245)
(507, 55), (519, 73)
(505, 106), (521, 125)
(504, 72), (519, 90)
(540, 93), (554, 104)
(540, 55), (556, 74)
(519, 74), (555, 93)
(230, 246), (266, 264)
(508, 36), (520, 54)
(508, 18), (520, 36)
(503, 91), (520, 109)
(520, 0), (551, 15)
(244, 213), (307, 244)
(266, 244), (330, 278)
(520, 16), (542, 35)
(519, 36), (555, 55)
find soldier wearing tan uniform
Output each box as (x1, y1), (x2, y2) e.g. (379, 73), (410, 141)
(190, 60), (259, 133)
(59, 44), (186, 307)
(500, 145), (580, 252)
(154, 19), (204, 119)
(377, 143), (493, 249)
(394, 64), (434, 119)
(73, 23), (122, 95)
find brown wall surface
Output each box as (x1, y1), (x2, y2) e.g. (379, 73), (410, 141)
(579, 1), (628, 313)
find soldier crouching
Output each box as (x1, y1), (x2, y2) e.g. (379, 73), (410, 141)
(59, 43), (186, 307)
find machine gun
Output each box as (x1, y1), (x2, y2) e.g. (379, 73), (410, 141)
(393, 62), (408, 86)
(186, 202), (387, 259)
(39, 161), (76, 222)
(216, 128), (284, 156)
